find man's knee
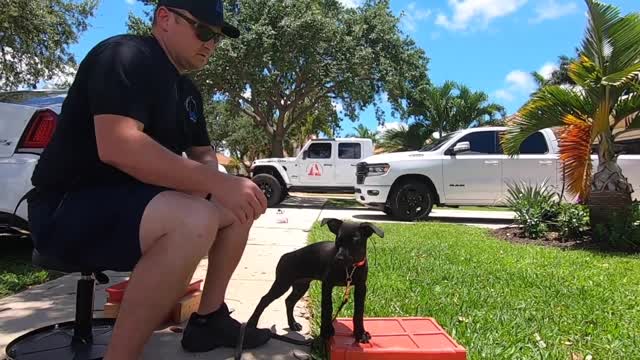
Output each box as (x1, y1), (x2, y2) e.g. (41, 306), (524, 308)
(140, 191), (221, 254)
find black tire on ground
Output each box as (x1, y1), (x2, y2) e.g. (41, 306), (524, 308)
(388, 179), (434, 221)
(252, 173), (283, 207)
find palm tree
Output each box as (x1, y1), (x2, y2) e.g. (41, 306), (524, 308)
(377, 122), (434, 152)
(347, 124), (379, 144)
(408, 81), (505, 138)
(501, 0), (640, 241)
(408, 81), (457, 138)
(452, 84), (506, 128)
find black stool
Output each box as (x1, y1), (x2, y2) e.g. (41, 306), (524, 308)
(5, 250), (116, 360)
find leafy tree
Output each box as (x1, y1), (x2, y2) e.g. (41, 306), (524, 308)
(205, 101), (270, 174)
(532, 54), (579, 90)
(128, 0), (429, 157)
(502, 0), (640, 243)
(0, 0), (98, 90)
(407, 81), (504, 138)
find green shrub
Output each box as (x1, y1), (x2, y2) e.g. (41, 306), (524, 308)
(594, 204), (640, 250)
(505, 180), (559, 239)
(555, 203), (590, 240)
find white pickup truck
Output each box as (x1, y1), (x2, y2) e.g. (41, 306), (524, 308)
(355, 126), (640, 221)
(250, 138), (374, 206)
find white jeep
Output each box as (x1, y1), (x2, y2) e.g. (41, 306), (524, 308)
(250, 138), (374, 206)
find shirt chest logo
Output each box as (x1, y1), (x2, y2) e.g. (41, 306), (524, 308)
(184, 96), (198, 123)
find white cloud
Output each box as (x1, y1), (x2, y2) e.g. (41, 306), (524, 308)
(435, 0), (528, 31)
(494, 69), (537, 102)
(494, 89), (515, 102)
(125, 0), (136, 4)
(401, 3), (432, 33)
(530, 0), (578, 23)
(338, 0), (361, 8)
(538, 62), (559, 79)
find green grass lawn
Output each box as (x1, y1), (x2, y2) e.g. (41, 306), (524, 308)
(306, 222), (640, 360)
(0, 234), (58, 299)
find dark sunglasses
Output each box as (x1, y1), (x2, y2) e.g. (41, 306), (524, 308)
(166, 8), (225, 43)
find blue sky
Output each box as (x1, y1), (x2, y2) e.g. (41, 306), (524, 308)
(67, 0), (637, 137)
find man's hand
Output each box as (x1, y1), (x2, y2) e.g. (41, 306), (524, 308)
(213, 174), (268, 224)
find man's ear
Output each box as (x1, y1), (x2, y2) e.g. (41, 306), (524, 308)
(360, 222), (384, 238)
(321, 218), (343, 235)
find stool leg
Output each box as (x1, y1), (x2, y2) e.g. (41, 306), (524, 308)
(73, 273), (95, 343)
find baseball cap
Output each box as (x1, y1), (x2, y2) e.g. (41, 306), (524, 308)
(158, 0), (240, 38)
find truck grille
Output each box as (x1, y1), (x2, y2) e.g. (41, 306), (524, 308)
(356, 163), (368, 184)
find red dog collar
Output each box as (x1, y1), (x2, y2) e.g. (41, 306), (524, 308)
(354, 258), (367, 267)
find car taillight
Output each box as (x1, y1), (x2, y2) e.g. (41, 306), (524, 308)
(20, 109), (57, 149)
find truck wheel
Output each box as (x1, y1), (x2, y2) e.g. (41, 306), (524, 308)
(383, 206), (392, 216)
(388, 180), (434, 221)
(252, 174), (283, 207)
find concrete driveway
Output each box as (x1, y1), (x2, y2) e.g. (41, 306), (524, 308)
(0, 195), (513, 360)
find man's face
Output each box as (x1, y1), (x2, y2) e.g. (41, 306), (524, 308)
(162, 7), (224, 72)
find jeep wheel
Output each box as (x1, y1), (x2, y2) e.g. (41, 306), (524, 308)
(252, 174), (283, 207)
(388, 180), (434, 221)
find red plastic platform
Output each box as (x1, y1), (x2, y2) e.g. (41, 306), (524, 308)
(330, 317), (467, 360)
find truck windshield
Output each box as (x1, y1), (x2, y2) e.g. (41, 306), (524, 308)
(419, 132), (457, 152)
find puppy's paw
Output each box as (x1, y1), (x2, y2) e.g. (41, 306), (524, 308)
(288, 321), (303, 332)
(320, 324), (335, 339)
(354, 330), (371, 343)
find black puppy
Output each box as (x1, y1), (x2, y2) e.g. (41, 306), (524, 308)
(247, 218), (384, 343)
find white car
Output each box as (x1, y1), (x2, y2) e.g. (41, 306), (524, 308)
(0, 90), (226, 230)
(356, 126), (640, 221)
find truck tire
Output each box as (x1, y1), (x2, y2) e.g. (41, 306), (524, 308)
(388, 179), (434, 221)
(252, 173), (283, 207)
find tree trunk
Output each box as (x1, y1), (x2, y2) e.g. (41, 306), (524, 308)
(588, 159), (634, 242)
(270, 130), (286, 158)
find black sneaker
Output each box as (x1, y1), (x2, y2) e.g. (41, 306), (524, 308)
(181, 303), (272, 352)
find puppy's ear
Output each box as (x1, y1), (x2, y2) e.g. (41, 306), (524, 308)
(321, 218), (343, 235)
(360, 222), (384, 238)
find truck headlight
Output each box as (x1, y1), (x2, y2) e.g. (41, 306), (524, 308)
(366, 163), (390, 176)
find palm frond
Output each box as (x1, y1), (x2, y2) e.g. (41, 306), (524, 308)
(501, 86), (593, 155)
(613, 90), (640, 128)
(582, 0), (621, 69)
(559, 118), (593, 200)
(609, 13), (640, 74)
(602, 63), (640, 86)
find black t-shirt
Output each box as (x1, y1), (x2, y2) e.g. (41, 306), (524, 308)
(31, 34), (211, 191)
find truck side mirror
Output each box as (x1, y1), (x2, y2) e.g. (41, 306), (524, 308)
(453, 141), (470, 153)
(302, 150), (308, 160)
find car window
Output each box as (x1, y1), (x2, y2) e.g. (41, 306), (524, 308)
(497, 131), (549, 154)
(338, 143), (361, 159)
(519, 132), (549, 154)
(453, 131), (498, 154)
(308, 143), (332, 159)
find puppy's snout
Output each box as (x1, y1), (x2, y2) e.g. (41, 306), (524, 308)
(335, 248), (353, 264)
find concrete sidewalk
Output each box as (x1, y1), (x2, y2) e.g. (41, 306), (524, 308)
(0, 196), (513, 360)
(0, 202), (325, 360)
